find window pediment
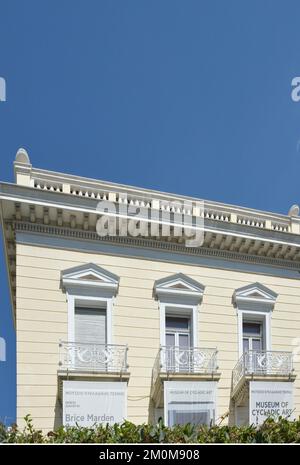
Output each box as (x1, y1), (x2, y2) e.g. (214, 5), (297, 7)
(233, 282), (277, 310)
(154, 273), (204, 303)
(61, 263), (119, 296)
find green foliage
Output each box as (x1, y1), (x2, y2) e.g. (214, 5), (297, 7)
(1, 416), (300, 443)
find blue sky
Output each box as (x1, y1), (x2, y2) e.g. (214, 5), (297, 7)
(0, 0), (300, 424)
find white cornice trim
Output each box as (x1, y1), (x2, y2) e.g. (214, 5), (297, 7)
(1, 189), (299, 249)
(0, 189), (300, 250)
(12, 221), (300, 271)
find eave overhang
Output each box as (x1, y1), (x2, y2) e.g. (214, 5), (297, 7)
(1, 181), (300, 255)
(1, 155), (300, 322)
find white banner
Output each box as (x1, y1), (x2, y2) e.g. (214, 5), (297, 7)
(164, 381), (217, 427)
(63, 381), (127, 427)
(250, 381), (294, 425)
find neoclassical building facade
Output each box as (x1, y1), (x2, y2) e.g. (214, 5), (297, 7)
(0, 148), (300, 431)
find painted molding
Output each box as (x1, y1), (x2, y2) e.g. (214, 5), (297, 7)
(15, 226), (300, 280)
(154, 273), (205, 304)
(233, 282), (278, 310)
(61, 262), (119, 296)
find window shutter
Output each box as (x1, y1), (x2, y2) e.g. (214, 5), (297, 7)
(75, 307), (106, 345)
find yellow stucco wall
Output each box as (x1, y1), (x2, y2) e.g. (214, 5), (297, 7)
(16, 243), (300, 431)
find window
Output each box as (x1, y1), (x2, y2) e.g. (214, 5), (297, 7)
(165, 316), (191, 372)
(243, 322), (263, 353)
(233, 283), (277, 357)
(75, 306), (106, 345)
(61, 263), (119, 344)
(153, 273), (205, 351)
(73, 305), (107, 370)
(166, 316), (191, 348)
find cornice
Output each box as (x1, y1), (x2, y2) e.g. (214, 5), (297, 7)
(1, 183), (300, 248)
(3, 152), (300, 323)
(11, 220), (300, 271)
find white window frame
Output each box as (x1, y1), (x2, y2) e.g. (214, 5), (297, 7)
(238, 309), (271, 356)
(67, 294), (113, 344)
(165, 315), (191, 348)
(160, 303), (198, 349)
(154, 273), (205, 350)
(242, 320), (263, 352)
(61, 263), (119, 345)
(233, 282), (277, 357)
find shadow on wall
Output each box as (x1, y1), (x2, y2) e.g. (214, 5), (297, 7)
(228, 398), (236, 426)
(54, 397), (63, 430)
(228, 372), (241, 426)
(148, 398), (157, 424)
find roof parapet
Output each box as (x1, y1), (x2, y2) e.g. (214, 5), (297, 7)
(14, 148), (32, 187)
(10, 147), (300, 236)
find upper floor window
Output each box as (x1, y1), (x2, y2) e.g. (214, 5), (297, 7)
(233, 282), (278, 356)
(165, 315), (191, 371)
(59, 264), (129, 374)
(61, 263), (119, 345)
(153, 273), (205, 351)
(242, 321), (263, 352)
(75, 306), (106, 345)
(166, 316), (191, 349)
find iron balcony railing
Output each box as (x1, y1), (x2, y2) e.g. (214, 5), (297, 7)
(152, 346), (218, 385)
(59, 341), (129, 373)
(232, 350), (294, 389)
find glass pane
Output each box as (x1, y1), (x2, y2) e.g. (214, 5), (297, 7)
(165, 334), (175, 370)
(252, 339), (262, 351)
(179, 334), (189, 348)
(166, 317), (189, 330)
(166, 333), (175, 347)
(243, 337), (249, 353)
(243, 322), (261, 336)
(178, 334), (190, 371)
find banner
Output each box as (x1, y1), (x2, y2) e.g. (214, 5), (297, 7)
(63, 381), (127, 426)
(250, 381), (294, 425)
(164, 381), (217, 427)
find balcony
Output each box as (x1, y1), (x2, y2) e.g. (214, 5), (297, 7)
(152, 345), (219, 385)
(232, 350), (295, 394)
(58, 341), (129, 376)
(151, 346), (220, 407)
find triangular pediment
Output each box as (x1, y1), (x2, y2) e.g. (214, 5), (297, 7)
(61, 263), (119, 294)
(82, 274), (105, 281)
(154, 273), (205, 302)
(169, 282), (188, 289)
(233, 282), (278, 306)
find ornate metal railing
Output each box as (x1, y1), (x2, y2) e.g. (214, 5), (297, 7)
(232, 350), (294, 389)
(152, 346), (218, 385)
(59, 341), (128, 373)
